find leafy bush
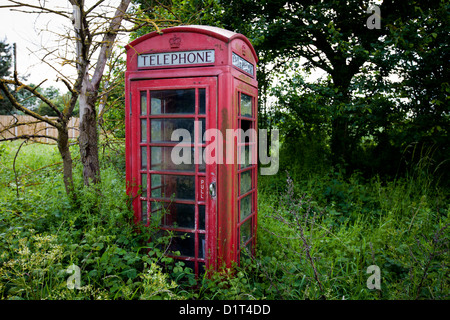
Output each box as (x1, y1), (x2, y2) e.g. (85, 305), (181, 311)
(0, 141), (181, 300)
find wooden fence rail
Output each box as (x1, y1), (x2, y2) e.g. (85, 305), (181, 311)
(0, 115), (79, 143)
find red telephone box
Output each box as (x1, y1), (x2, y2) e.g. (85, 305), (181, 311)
(125, 25), (258, 276)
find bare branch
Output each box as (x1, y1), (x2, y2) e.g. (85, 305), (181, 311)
(0, 4), (21, 9)
(0, 134), (58, 143)
(3, 0), (71, 18)
(57, 77), (75, 95)
(32, 79), (48, 91)
(86, 0), (105, 15)
(26, 46), (75, 89)
(12, 139), (27, 197)
(1, 119), (45, 132)
(0, 80), (61, 128)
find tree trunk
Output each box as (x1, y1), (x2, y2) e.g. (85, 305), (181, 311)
(57, 126), (76, 198)
(78, 87), (101, 185)
(330, 72), (353, 167)
(330, 115), (349, 166)
(73, 0), (131, 186)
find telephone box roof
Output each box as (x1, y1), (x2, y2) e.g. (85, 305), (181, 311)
(126, 25), (258, 63)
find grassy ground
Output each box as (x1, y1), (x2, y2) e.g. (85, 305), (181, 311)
(0, 140), (448, 300)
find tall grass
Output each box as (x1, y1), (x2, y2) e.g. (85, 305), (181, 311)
(254, 163), (449, 299)
(0, 140), (448, 300)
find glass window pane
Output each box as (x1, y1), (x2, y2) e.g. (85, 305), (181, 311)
(196, 118), (205, 143)
(240, 170), (252, 195)
(240, 120), (253, 143)
(240, 93), (252, 117)
(199, 147), (206, 172)
(240, 241), (253, 262)
(199, 233), (205, 259)
(141, 200), (147, 225)
(141, 146), (147, 170)
(151, 146), (195, 172)
(141, 119), (147, 142)
(151, 89), (195, 114)
(151, 97), (161, 116)
(151, 174), (195, 200)
(151, 146), (161, 170)
(161, 203), (195, 229)
(150, 202), (163, 225)
(169, 231), (195, 258)
(240, 218), (252, 245)
(199, 88), (206, 114)
(151, 175), (161, 198)
(141, 173), (147, 194)
(140, 91), (147, 115)
(199, 205), (205, 230)
(240, 194), (252, 221)
(151, 119), (194, 143)
(240, 144), (253, 168)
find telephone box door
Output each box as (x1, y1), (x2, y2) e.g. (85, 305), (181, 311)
(130, 76), (217, 275)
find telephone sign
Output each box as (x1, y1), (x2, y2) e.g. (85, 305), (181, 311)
(232, 52), (254, 76)
(138, 50), (215, 68)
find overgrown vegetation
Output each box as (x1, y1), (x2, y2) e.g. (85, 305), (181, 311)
(0, 0), (448, 301)
(0, 141), (448, 300)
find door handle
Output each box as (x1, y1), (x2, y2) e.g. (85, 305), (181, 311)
(209, 182), (216, 197)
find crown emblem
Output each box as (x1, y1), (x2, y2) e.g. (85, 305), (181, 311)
(169, 36), (181, 48)
(242, 45), (247, 56)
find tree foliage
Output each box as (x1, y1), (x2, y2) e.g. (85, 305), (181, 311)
(204, 0), (449, 181)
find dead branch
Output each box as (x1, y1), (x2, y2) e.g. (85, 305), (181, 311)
(12, 139), (27, 198)
(0, 80), (62, 127)
(2, 0), (71, 18)
(57, 77), (75, 95)
(1, 119), (47, 133)
(0, 134), (58, 143)
(85, 0), (105, 15)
